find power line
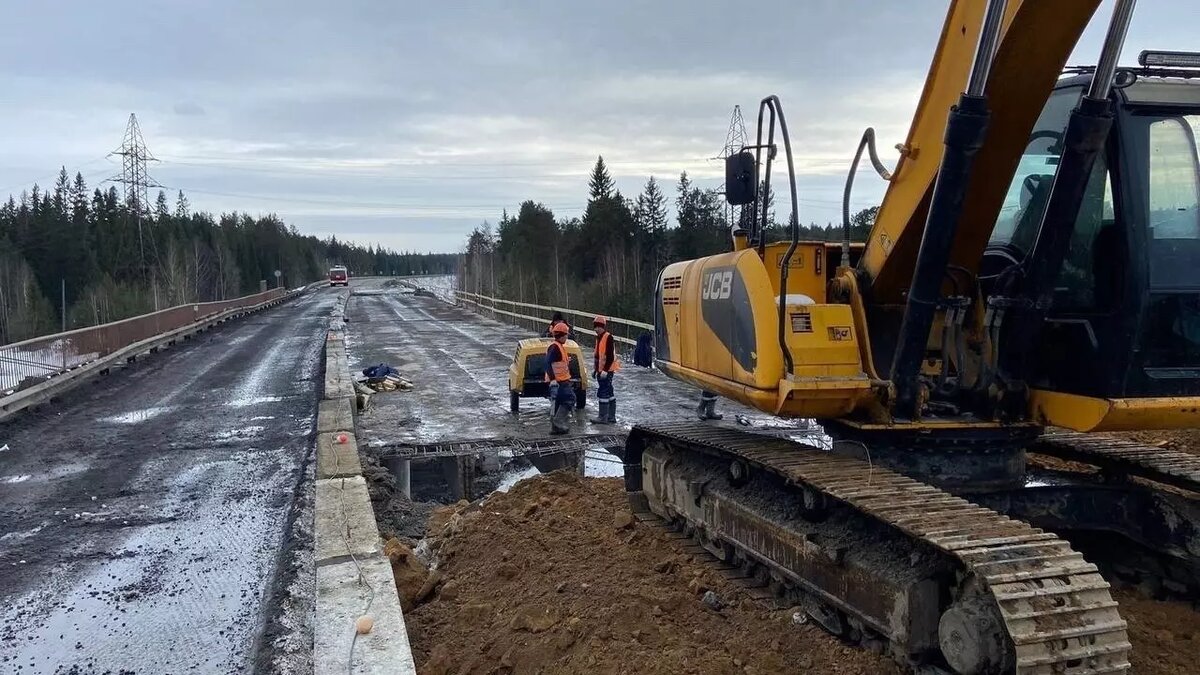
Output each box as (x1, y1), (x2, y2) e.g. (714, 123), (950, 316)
(160, 153), (715, 169)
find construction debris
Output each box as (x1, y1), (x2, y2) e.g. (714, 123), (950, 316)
(359, 363), (414, 392)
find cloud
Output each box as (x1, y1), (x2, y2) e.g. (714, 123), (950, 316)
(173, 102), (206, 116)
(0, 0), (1190, 252)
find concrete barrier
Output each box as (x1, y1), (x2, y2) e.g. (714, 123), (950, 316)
(313, 289), (416, 675)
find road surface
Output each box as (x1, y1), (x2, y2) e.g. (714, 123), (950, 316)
(0, 288), (339, 674)
(344, 279), (815, 456)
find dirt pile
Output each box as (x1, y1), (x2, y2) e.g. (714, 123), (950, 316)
(403, 471), (897, 675)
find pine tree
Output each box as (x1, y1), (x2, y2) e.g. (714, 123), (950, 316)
(71, 173), (89, 222)
(155, 190), (170, 223)
(588, 156), (615, 202)
(175, 191), (190, 220)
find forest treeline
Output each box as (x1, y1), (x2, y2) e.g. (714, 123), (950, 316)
(0, 168), (455, 344)
(459, 157), (877, 323)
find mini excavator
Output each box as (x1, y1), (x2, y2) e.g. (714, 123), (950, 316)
(623, 0), (1200, 672)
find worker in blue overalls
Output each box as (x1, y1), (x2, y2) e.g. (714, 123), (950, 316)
(590, 316), (619, 424)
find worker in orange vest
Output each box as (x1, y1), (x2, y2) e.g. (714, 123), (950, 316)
(544, 321), (575, 435)
(590, 316), (620, 424)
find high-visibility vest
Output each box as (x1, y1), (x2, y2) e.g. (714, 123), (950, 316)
(595, 332), (620, 373)
(546, 342), (571, 383)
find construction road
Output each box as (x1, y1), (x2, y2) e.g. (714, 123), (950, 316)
(0, 288), (340, 674)
(345, 278), (811, 458)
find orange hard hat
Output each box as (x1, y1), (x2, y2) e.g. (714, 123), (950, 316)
(551, 321), (569, 336)
(593, 316), (607, 327)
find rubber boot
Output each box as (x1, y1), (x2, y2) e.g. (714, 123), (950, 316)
(590, 401), (611, 425)
(699, 398), (723, 420)
(697, 399), (709, 421)
(705, 399), (723, 420)
(551, 400), (572, 435)
(607, 399), (617, 423)
(549, 402), (566, 435)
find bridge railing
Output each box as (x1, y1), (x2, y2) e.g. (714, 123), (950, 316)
(454, 290), (652, 347)
(1, 288), (288, 395)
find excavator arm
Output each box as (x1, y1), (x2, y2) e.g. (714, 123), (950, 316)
(861, 0), (1103, 302)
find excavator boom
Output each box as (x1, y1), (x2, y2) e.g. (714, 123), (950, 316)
(861, 0), (1102, 301)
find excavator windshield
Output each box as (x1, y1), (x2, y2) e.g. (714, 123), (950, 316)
(985, 75), (1200, 394)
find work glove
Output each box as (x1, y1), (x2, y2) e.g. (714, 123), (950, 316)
(598, 371), (609, 380)
(548, 382), (559, 399)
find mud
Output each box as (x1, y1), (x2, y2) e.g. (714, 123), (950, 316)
(406, 472), (897, 675)
(361, 451), (440, 543)
(1114, 589), (1200, 675)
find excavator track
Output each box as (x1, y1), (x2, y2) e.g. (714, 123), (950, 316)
(1032, 431), (1200, 494)
(624, 422), (1131, 674)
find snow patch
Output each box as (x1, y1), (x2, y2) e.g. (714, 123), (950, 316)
(2, 474), (32, 484)
(494, 466), (540, 492)
(213, 425), (266, 441)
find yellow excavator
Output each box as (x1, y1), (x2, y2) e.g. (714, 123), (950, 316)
(623, 0), (1200, 672)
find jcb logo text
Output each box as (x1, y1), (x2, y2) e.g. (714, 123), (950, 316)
(702, 271), (733, 300)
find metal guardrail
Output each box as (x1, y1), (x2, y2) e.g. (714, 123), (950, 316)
(454, 290), (652, 347)
(0, 288), (287, 395)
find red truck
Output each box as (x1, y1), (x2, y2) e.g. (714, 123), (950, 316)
(328, 265), (348, 287)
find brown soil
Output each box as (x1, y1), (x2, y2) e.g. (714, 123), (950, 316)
(403, 472), (898, 675)
(1114, 589), (1200, 675)
(393, 471), (1200, 674)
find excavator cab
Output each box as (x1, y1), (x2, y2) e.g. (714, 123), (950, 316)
(984, 60), (1200, 406)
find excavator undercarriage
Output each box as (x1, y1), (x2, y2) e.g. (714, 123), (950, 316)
(624, 422), (1200, 673)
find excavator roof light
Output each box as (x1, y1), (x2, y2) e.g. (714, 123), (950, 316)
(1138, 50), (1200, 69)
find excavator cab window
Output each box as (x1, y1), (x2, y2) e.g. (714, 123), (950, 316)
(1003, 78), (1200, 397)
(1131, 111), (1200, 387)
(985, 86), (1084, 272)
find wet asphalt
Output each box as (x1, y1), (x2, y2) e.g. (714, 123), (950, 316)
(0, 288), (340, 674)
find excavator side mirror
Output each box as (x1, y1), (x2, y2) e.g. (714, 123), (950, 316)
(725, 151), (758, 205)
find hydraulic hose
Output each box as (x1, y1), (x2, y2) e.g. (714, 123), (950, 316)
(841, 128), (896, 266)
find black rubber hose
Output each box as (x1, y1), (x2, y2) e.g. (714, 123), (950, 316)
(842, 128), (895, 261)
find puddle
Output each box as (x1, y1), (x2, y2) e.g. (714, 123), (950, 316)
(100, 406), (177, 424)
(228, 395), (284, 408)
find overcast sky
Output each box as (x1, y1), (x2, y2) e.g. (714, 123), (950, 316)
(0, 1), (1193, 253)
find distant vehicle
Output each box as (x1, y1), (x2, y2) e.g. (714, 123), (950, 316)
(329, 266), (348, 287)
(507, 337), (587, 413)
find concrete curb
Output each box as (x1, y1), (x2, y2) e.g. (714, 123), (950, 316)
(313, 289), (417, 675)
